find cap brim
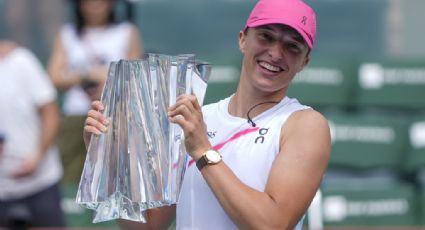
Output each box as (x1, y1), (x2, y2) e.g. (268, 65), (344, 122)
(247, 19), (313, 49)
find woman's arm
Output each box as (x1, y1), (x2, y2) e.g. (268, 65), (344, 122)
(47, 34), (82, 91)
(168, 95), (331, 230)
(127, 24), (143, 59)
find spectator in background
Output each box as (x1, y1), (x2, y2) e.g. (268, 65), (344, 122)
(48, 0), (143, 183)
(0, 40), (64, 228)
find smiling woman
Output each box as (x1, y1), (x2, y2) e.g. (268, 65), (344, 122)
(83, 0), (330, 229)
(238, 24), (311, 96)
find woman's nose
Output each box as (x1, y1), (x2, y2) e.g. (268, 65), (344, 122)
(267, 42), (284, 61)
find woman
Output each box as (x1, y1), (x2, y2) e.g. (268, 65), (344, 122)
(48, 0), (143, 183)
(84, 0), (330, 229)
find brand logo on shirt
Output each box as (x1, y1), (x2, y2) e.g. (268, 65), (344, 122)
(174, 134), (182, 142)
(207, 131), (217, 139)
(255, 128), (269, 144)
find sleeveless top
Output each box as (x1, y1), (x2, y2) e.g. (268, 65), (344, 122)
(60, 22), (132, 115)
(177, 95), (310, 230)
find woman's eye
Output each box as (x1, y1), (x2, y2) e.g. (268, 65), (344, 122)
(286, 43), (302, 53)
(258, 32), (274, 42)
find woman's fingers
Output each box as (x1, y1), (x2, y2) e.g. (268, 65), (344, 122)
(91, 100), (104, 111)
(84, 101), (109, 136)
(168, 114), (191, 130)
(169, 103), (193, 119)
(170, 95), (199, 114)
(188, 94), (201, 110)
(168, 95), (204, 135)
(169, 95), (211, 159)
(88, 109), (108, 124)
(84, 124), (102, 136)
(169, 105), (194, 134)
(84, 101), (108, 147)
(85, 116), (108, 135)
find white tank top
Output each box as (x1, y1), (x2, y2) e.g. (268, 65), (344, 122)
(60, 22), (132, 115)
(177, 96), (310, 230)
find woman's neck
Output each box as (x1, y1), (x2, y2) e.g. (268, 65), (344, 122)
(229, 85), (286, 119)
(85, 23), (109, 29)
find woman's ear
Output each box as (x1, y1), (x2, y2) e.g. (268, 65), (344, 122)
(238, 30), (246, 54)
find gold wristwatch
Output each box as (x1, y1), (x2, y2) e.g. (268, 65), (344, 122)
(196, 149), (222, 171)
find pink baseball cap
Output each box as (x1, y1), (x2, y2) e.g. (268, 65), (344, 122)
(245, 0), (316, 49)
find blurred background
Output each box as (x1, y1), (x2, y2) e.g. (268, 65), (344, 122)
(0, 0), (424, 229)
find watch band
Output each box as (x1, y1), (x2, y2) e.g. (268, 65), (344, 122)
(196, 155), (209, 171)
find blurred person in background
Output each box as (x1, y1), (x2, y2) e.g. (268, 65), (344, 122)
(48, 0), (143, 183)
(83, 0), (330, 229)
(0, 40), (64, 228)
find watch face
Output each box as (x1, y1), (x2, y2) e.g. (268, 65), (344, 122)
(206, 150), (221, 163)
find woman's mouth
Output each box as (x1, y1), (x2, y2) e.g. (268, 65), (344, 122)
(258, 61), (283, 73)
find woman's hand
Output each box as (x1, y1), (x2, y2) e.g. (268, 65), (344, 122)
(83, 65), (108, 101)
(83, 100), (109, 148)
(168, 94), (211, 161)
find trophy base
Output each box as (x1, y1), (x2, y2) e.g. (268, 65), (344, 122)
(89, 192), (147, 223)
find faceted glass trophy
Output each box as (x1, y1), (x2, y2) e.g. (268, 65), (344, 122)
(76, 54), (211, 223)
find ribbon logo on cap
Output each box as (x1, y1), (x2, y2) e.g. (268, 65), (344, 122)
(301, 16), (307, 26)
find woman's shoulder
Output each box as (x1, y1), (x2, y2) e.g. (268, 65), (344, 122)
(60, 23), (77, 33)
(284, 108), (329, 137)
(111, 21), (136, 32)
(58, 23), (78, 41)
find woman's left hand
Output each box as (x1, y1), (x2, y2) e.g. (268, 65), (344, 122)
(168, 94), (211, 161)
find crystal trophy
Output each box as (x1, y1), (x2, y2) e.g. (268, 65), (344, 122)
(76, 54), (211, 223)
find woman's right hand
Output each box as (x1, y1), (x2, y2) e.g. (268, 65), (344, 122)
(83, 100), (109, 149)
